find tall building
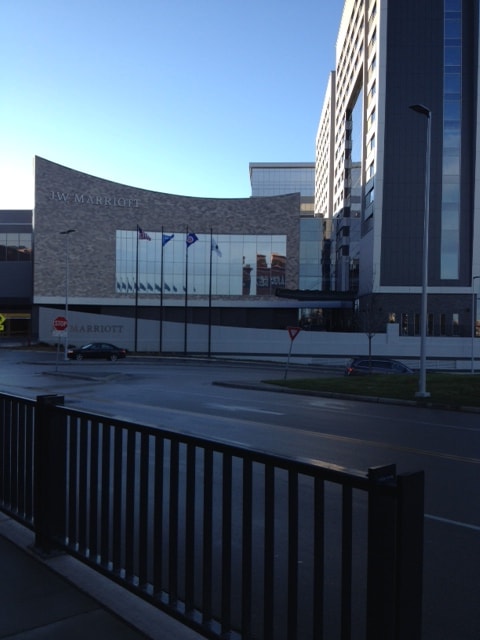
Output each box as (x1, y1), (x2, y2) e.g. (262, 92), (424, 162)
(316, 0), (480, 337)
(249, 161), (354, 329)
(249, 162), (315, 214)
(249, 162), (324, 296)
(0, 210), (33, 338)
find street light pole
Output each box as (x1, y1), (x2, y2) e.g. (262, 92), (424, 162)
(60, 229), (76, 360)
(471, 275), (480, 373)
(409, 104), (431, 398)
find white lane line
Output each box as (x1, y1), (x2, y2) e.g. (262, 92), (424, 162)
(206, 403), (283, 415)
(425, 514), (480, 532)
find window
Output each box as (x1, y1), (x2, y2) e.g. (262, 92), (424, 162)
(414, 313), (420, 336)
(441, 0), (462, 280)
(365, 186), (375, 206)
(0, 232), (32, 261)
(116, 231), (287, 296)
(428, 313), (434, 336)
(440, 313), (446, 335)
(452, 313), (459, 335)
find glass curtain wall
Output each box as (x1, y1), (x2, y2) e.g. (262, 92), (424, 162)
(116, 231), (286, 296)
(441, 0), (462, 279)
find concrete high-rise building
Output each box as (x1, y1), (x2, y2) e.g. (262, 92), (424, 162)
(316, 0), (480, 337)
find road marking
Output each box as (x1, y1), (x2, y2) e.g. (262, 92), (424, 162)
(206, 403), (283, 416)
(306, 430), (480, 464)
(425, 514), (480, 532)
(308, 399), (480, 432)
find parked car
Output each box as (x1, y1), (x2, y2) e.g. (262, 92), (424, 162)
(67, 343), (127, 361)
(345, 357), (414, 376)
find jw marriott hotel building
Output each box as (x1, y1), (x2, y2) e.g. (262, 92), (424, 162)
(33, 156), (307, 351)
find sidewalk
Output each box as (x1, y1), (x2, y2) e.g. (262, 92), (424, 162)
(0, 516), (203, 640)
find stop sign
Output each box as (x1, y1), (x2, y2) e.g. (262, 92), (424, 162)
(53, 316), (68, 331)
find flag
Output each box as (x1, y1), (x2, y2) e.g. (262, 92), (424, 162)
(137, 225), (151, 241)
(186, 232), (198, 247)
(211, 237), (222, 257)
(162, 233), (174, 246)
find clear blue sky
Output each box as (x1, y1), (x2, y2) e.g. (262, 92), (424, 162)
(0, 0), (343, 209)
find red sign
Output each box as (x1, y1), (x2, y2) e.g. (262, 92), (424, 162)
(287, 326), (301, 341)
(53, 316), (68, 331)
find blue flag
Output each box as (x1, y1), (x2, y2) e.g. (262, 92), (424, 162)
(186, 232), (198, 248)
(162, 233), (174, 246)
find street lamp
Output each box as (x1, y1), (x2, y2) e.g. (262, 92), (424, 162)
(60, 229), (76, 360)
(471, 275), (480, 373)
(409, 103), (431, 398)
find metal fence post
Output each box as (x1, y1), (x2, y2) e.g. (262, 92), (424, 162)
(366, 464), (397, 640)
(395, 471), (424, 640)
(366, 465), (425, 640)
(34, 394), (65, 553)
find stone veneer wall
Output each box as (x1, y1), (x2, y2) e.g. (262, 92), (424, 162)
(34, 156), (300, 302)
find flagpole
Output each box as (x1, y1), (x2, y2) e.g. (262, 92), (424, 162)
(134, 226), (139, 352)
(208, 228), (213, 357)
(159, 225), (164, 353)
(184, 226), (189, 355)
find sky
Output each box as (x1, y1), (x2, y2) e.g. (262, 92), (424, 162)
(0, 0), (344, 209)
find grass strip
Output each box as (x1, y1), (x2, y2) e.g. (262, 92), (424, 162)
(265, 373), (480, 408)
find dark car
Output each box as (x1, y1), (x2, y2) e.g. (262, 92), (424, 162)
(345, 357), (414, 376)
(67, 342), (127, 361)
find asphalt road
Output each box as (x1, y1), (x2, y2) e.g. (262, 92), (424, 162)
(1, 349), (479, 639)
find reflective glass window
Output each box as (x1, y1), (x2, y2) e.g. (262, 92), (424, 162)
(445, 18), (461, 38)
(441, 0), (462, 280)
(0, 232), (32, 261)
(443, 99), (461, 121)
(299, 218), (322, 289)
(445, 0), (461, 11)
(0, 233), (6, 260)
(444, 73), (461, 96)
(116, 231), (287, 296)
(445, 46), (461, 66)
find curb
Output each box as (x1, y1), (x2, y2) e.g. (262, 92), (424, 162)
(212, 380), (480, 414)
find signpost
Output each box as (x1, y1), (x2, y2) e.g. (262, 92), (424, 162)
(53, 316), (68, 370)
(284, 326), (301, 379)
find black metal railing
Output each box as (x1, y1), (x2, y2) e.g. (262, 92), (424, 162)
(0, 391), (424, 639)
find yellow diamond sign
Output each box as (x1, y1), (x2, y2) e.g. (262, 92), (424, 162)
(0, 313), (5, 331)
